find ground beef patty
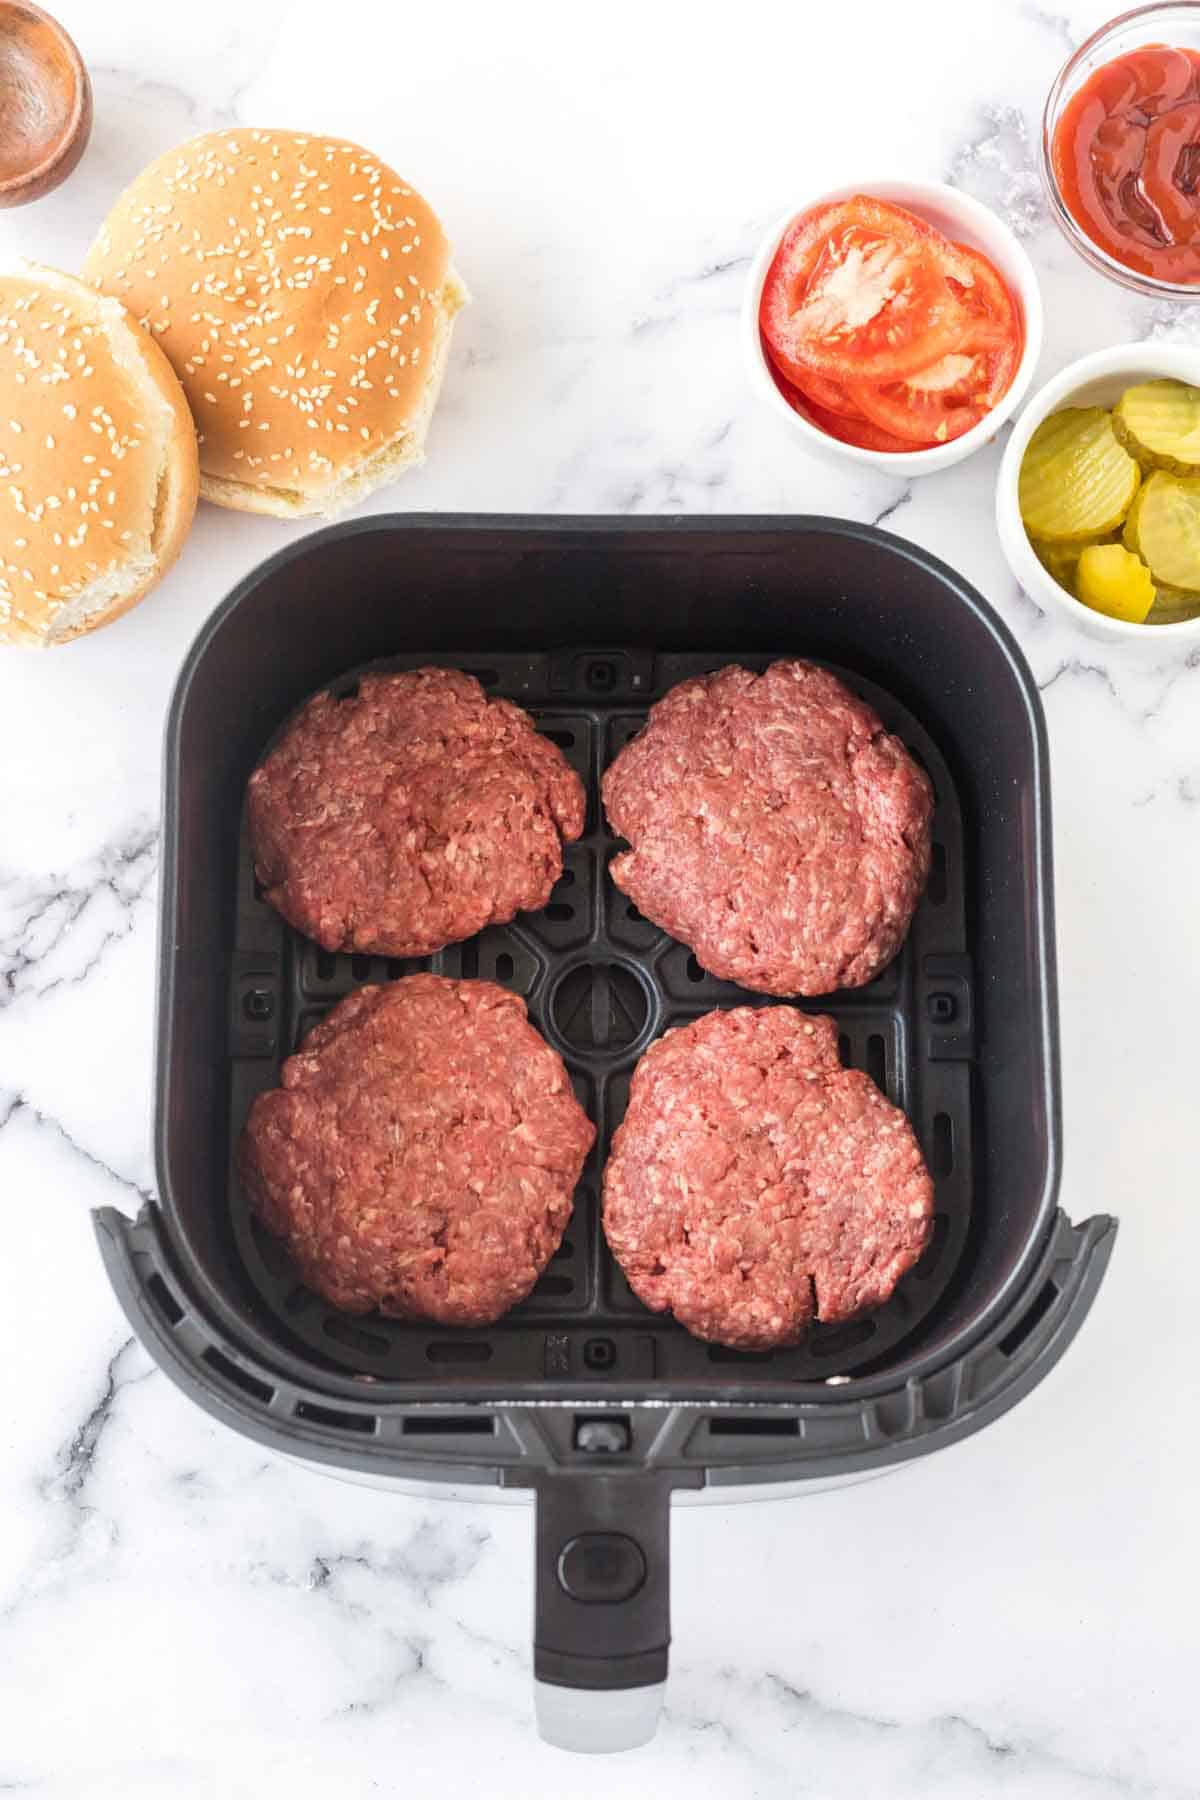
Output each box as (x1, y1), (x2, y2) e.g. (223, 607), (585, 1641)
(248, 667), (586, 958)
(603, 1006), (932, 1349)
(603, 660), (933, 996)
(240, 975), (595, 1325)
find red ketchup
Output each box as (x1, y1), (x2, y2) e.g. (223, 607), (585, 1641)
(1053, 44), (1200, 282)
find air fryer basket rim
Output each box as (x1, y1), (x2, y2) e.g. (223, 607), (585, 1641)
(149, 512), (1065, 1407)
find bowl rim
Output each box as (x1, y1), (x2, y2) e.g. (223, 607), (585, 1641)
(1040, 0), (1200, 301)
(0, 0), (91, 198)
(996, 340), (1200, 640)
(741, 178), (1045, 476)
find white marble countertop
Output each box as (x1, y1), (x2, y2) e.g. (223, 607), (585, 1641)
(2, 0), (1199, 1792)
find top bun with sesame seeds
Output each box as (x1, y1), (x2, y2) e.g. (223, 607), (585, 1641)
(82, 129), (468, 520)
(0, 261), (199, 648)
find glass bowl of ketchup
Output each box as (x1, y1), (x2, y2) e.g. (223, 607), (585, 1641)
(1043, 2), (1200, 296)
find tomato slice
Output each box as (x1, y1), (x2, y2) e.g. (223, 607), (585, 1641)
(760, 197), (967, 383)
(780, 383), (933, 453)
(762, 336), (862, 417)
(847, 241), (1023, 445)
(941, 241), (1022, 356)
(847, 356), (991, 444)
(848, 341), (1018, 446)
(944, 245), (1023, 413)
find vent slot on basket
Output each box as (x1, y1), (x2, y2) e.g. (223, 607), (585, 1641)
(932, 1112), (954, 1179)
(708, 1416), (801, 1438)
(928, 842), (948, 905)
(865, 1033), (887, 1089)
(426, 1340), (493, 1364)
(401, 1415), (495, 1437)
(203, 1347), (274, 1403)
(295, 1399), (376, 1435)
(147, 1272), (184, 1326)
(999, 1281), (1059, 1358)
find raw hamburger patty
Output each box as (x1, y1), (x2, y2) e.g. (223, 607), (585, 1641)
(602, 1006), (933, 1350)
(248, 667), (586, 957)
(602, 660), (933, 996)
(240, 975), (595, 1325)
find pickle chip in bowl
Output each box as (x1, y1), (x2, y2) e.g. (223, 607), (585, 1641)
(997, 344), (1200, 641)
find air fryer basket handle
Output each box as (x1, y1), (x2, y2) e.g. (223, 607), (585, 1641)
(532, 1472), (674, 1752)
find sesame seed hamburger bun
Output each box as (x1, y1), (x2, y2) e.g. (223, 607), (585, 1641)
(0, 261), (199, 648)
(83, 129), (468, 520)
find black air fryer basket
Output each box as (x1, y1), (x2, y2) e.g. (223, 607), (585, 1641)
(96, 516), (1115, 1749)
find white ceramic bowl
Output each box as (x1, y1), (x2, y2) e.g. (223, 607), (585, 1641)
(996, 342), (1200, 643)
(741, 180), (1044, 478)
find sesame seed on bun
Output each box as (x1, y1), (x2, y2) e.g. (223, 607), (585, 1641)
(83, 129), (468, 519)
(0, 261), (199, 648)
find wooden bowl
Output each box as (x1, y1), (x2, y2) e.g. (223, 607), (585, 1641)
(0, 2), (91, 207)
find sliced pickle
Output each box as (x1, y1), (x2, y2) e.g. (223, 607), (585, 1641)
(1123, 469), (1200, 589)
(1031, 532), (1116, 591)
(1122, 480), (1146, 555)
(1018, 408), (1140, 542)
(1113, 379), (1200, 474)
(1147, 582), (1200, 624)
(1075, 543), (1156, 624)
(1032, 538), (1083, 588)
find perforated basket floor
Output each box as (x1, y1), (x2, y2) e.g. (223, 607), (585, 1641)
(227, 649), (974, 1387)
